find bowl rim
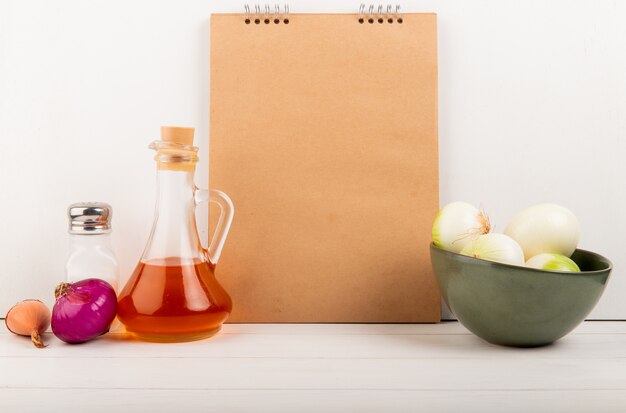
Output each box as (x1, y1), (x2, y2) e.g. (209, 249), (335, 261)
(430, 243), (613, 276)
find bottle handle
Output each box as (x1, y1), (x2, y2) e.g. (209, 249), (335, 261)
(194, 188), (234, 265)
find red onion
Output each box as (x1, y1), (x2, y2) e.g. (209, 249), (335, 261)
(51, 278), (117, 344)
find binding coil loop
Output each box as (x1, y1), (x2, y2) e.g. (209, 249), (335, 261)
(264, 4), (271, 24)
(244, 4), (251, 24)
(274, 4), (280, 24)
(245, 3), (287, 25)
(254, 4), (261, 24)
(358, 4), (399, 24)
(396, 4), (403, 23)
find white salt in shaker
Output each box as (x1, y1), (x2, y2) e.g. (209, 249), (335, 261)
(66, 202), (119, 292)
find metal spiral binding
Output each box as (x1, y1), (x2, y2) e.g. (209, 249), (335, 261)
(264, 4), (271, 24)
(274, 4), (280, 24)
(244, 4), (401, 25)
(244, 4), (251, 24)
(254, 4), (261, 24)
(244, 4), (289, 24)
(358, 4), (402, 24)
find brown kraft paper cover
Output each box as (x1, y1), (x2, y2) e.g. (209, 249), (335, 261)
(210, 13), (440, 322)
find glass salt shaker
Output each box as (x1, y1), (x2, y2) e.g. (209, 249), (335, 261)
(66, 202), (119, 292)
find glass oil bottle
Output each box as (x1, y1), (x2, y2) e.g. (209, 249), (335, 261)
(117, 126), (234, 342)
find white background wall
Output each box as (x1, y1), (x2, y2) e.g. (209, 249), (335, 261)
(1, 0), (624, 319)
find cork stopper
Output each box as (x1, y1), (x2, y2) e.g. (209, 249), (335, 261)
(160, 126), (195, 146)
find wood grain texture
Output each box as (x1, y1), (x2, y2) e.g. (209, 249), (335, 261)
(3, 389), (626, 413)
(2, 322), (626, 411)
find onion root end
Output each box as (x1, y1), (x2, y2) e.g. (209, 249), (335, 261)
(31, 331), (47, 348)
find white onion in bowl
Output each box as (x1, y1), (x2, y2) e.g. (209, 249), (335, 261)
(460, 233), (525, 265)
(432, 202), (490, 253)
(526, 253), (581, 272)
(504, 203), (579, 260)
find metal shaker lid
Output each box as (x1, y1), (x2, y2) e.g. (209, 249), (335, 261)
(68, 202), (112, 234)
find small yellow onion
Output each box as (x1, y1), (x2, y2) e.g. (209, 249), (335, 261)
(5, 300), (51, 348)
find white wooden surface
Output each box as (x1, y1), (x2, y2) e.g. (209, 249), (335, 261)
(2, 322), (626, 412)
(1, 0), (626, 320)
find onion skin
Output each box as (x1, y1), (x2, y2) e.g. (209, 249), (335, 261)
(51, 278), (117, 344)
(504, 203), (580, 260)
(5, 299), (51, 348)
(460, 233), (525, 266)
(526, 253), (581, 272)
(432, 202), (490, 253)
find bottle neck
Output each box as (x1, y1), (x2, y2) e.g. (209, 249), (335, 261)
(141, 167), (205, 264)
(155, 168), (195, 215)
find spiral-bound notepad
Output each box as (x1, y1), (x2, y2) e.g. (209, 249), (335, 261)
(210, 5), (439, 322)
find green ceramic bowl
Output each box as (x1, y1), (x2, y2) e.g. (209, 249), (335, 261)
(430, 244), (612, 347)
